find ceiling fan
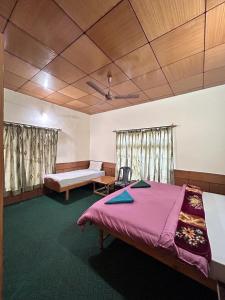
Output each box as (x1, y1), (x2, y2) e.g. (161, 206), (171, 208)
(86, 72), (139, 100)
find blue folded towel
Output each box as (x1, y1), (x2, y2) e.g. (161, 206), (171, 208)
(105, 190), (134, 204)
(130, 179), (151, 188)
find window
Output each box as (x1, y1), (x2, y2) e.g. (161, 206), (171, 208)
(116, 126), (174, 183)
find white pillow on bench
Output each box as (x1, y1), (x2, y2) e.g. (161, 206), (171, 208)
(89, 160), (103, 171)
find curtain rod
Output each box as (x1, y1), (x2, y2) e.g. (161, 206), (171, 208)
(113, 124), (177, 133)
(4, 121), (62, 131)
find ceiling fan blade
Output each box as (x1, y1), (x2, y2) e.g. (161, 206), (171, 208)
(86, 81), (106, 96)
(114, 94), (140, 99)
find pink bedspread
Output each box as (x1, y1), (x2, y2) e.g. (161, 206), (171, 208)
(77, 181), (209, 276)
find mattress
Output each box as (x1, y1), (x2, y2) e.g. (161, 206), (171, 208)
(45, 169), (105, 188)
(78, 181), (184, 246)
(203, 192), (225, 283)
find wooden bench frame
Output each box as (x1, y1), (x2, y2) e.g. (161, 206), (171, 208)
(44, 161), (116, 201)
(44, 177), (93, 200)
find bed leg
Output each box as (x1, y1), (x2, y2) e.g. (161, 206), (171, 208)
(65, 190), (69, 201)
(99, 229), (104, 250)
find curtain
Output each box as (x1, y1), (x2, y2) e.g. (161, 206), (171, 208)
(4, 123), (58, 196)
(116, 127), (174, 183)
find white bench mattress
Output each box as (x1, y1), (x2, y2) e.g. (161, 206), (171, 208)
(45, 169), (105, 188)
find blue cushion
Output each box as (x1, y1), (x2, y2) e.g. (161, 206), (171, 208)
(105, 190), (134, 204)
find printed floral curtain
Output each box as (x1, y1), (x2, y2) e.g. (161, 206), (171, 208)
(116, 127), (174, 183)
(4, 123), (58, 195)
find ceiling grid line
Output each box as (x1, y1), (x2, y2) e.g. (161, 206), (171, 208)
(2, 0), (18, 34)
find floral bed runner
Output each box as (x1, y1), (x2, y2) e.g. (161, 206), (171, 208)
(175, 185), (211, 261)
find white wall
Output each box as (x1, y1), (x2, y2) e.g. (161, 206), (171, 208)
(4, 86), (225, 175)
(4, 89), (90, 163)
(90, 85), (225, 175)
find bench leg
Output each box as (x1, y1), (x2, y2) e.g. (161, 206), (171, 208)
(65, 190), (69, 201)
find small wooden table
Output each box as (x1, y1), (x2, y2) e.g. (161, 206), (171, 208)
(92, 176), (116, 196)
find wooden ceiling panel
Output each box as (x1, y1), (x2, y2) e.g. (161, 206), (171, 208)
(0, 16), (7, 33)
(112, 80), (140, 94)
(55, 0), (121, 31)
(206, 0), (225, 11)
(132, 69), (167, 90)
(151, 16), (205, 66)
(206, 3), (225, 49)
(78, 105), (103, 115)
(65, 100), (90, 109)
(171, 73), (203, 94)
(18, 81), (54, 98)
(87, 0), (147, 60)
(4, 51), (40, 79)
(90, 63), (128, 86)
(204, 65), (225, 87)
(0, 0), (16, 19)
(92, 90), (107, 101)
(4, 23), (57, 68)
(59, 85), (87, 99)
(4, 82), (17, 91)
(83, 101), (115, 114)
(130, 0), (205, 41)
(163, 52), (204, 83)
(93, 101), (114, 112)
(144, 84), (173, 100)
(61, 35), (110, 73)
(115, 44), (160, 79)
(78, 95), (102, 106)
(45, 92), (75, 105)
(4, 70), (27, 90)
(72, 76), (106, 94)
(43, 56), (85, 84)
(4, 1), (225, 114)
(10, 0), (82, 53)
(205, 42), (225, 71)
(109, 98), (131, 108)
(31, 71), (67, 91)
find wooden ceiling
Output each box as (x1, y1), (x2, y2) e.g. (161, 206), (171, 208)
(1, 0), (225, 115)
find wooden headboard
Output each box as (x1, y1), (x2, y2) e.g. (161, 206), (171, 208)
(55, 161), (116, 177)
(56, 161), (89, 173)
(102, 162), (116, 176)
(174, 169), (225, 195)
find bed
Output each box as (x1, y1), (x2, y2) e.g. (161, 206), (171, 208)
(77, 181), (225, 291)
(44, 169), (105, 200)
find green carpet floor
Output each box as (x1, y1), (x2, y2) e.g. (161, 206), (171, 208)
(4, 186), (217, 300)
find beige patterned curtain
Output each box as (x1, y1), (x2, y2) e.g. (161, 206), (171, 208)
(116, 127), (174, 183)
(4, 123), (58, 196)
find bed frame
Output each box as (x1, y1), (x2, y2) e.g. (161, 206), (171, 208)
(97, 223), (217, 291)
